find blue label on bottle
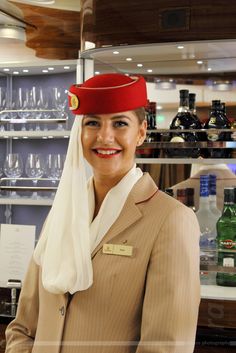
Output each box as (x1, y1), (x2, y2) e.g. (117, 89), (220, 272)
(200, 175), (209, 197)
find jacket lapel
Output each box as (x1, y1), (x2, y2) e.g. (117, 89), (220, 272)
(91, 173), (158, 258)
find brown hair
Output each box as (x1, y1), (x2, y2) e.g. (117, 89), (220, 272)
(133, 107), (146, 123)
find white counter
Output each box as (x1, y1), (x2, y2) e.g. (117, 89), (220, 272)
(201, 285), (236, 301)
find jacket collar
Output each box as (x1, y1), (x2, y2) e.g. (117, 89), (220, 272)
(91, 173), (158, 257)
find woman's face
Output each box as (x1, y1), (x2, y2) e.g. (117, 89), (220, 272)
(81, 111), (147, 180)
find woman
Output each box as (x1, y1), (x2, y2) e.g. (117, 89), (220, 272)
(5, 73), (200, 353)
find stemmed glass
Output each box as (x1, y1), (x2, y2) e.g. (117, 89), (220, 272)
(52, 87), (68, 130)
(25, 153), (45, 199)
(0, 159), (3, 178)
(3, 153), (24, 198)
(15, 87), (31, 131)
(38, 87), (51, 131)
(45, 154), (65, 198)
(29, 86), (42, 131)
(0, 87), (7, 132)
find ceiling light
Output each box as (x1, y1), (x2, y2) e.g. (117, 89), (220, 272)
(3, 68), (10, 72)
(95, 71), (100, 75)
(13, 71), (19, 75)
(210, 81), (233, 91)
(208, 67), (212, 71)
(177, 45), (184, 49)
(147, 69), (153, 73)
(197, 60), (203, 64)
(84, 41), (96, 50)
(42, 69), (48, 73)
(157, 105), (163, 110)
(63, 66), (70, 70)
(137, 64), (143, 67)
(22, 69), (29, 73)
(155, 79), (176, 90)
(126, 58), (132, 61)
(48, 67), (55, 71)
(0, 25), (26, 42)
(113, 51), (119, 55)
(17, 1), (55, 4)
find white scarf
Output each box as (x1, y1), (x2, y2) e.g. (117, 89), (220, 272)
(34, 117), (142, 294)
(88, 165), (143, 253)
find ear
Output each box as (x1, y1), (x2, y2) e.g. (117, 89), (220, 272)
(137, 120), (147, 146)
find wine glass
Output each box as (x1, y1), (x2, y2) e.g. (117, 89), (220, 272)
(3, 153), (24, 198)
(25, 153), (45, 199)
(29, 86), (43, 131)
(38, 87), (51, 131)
(45, 154), (65, 198)
(0, 87), (7, 132)
(15, 87), (31, 131)
(52, 87), (68, 130)
(0, 159), (3, 178)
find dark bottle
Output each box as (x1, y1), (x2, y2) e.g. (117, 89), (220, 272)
(176, 188), (187, 205)
(216, 187), (236, 287)
(204, 100), (231, 158)
(186, 187), (196, 212)
(165, 188), (174, 197)
(189, 93), (202, 128)
(166, 90), (201, 158)
(136, 101), (161, 158)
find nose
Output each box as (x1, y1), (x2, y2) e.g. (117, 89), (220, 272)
(96, 123), (114, 144)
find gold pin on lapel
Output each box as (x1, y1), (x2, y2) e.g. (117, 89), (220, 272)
(103, 243), (133, 257)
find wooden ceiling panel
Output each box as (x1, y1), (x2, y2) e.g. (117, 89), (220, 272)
(9, 2), (80, 60)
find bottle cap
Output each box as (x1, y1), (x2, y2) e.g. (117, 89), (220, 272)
(209, 174), (217, 196)
(200, 175), (209, 197)
(165, 188), (174, 197)
(179, 89), (189, 98)
(177, 189), (187, 197)
(186, 188), (194, 195)
(224, 187), (234, 203)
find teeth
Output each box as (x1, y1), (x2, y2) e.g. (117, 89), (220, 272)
(96, 150), (118, 155)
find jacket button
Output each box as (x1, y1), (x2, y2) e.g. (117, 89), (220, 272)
(59, 306), (65, 316)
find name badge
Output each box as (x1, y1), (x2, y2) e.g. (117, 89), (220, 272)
(103, 243), (133, 257)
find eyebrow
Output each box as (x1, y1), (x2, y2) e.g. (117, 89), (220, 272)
(84, 114), (132, 121)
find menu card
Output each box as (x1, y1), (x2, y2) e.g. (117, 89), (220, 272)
(0, 224), (36, 287)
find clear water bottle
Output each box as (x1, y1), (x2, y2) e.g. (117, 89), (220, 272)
(196, 175), (219, 284)
(209, 174), (222, 217)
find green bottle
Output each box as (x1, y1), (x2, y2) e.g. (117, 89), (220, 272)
(216, 187), (236, 286)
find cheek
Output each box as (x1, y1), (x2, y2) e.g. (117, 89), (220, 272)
(81, 130), (92, 148)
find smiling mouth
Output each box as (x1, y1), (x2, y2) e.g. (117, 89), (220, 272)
(92, 149), (122, 158)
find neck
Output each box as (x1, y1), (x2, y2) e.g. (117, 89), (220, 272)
(92, 169), (132, 218)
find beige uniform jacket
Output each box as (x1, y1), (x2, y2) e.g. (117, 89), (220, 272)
(5, 173), (200, 353)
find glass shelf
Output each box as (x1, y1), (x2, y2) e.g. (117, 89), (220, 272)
(0, 198), (53, 206)
(0, 130), (70, 139)
(135, 158), (236, 164)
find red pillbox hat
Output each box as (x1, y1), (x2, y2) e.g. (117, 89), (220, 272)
(68, 73), (147, 115)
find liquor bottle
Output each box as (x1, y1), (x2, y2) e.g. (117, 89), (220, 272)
(176, 188), (187, 205)
(136, 101), (160, 158)
(189, 93), (202, 128)
(165, 188), (174, 197)
(231, 119), (236, 141)
(166, 89), (201, 158)
(209, 174), (221, 217)
(216, 187), (236, 287)
(204, 100), (231, 158)
(196, 175), (218, 284)
(186, 187), (196, 212)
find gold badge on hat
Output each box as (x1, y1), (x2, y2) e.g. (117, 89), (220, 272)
(69, 93), (79, 110)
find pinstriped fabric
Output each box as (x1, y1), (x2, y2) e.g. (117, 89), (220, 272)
(59, 175), (200, 353)
(5, 173), (200, 353)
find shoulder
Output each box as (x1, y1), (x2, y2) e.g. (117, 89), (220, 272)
(133, 174), (198, 227)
